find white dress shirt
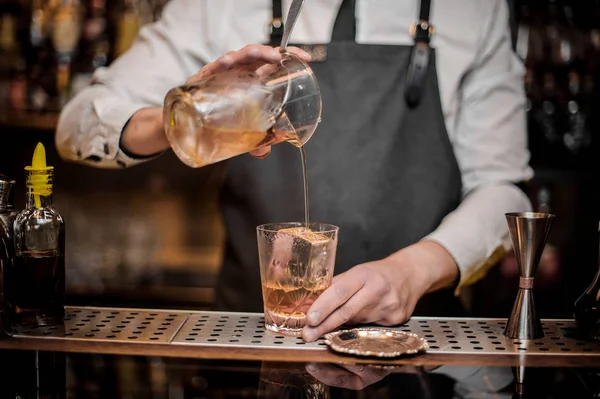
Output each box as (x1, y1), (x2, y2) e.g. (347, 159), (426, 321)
(55, 0), (533, 290)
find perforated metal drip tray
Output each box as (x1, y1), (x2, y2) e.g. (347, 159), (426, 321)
(11, 307), (600, 356)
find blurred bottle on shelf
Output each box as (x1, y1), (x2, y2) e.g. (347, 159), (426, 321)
(71, 0), (109, 95)
(518, 0), (598, 171)
(0, 0), (169, 114)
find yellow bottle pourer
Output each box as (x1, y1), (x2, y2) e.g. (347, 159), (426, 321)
(24, 142), (54, 208)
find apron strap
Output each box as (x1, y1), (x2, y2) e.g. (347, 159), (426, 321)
(405, 0), (434, 107)
(269, 0), (284, 46)
(331, 0), (356, 42)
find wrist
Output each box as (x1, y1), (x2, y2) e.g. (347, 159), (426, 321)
(120, 107), (169, 157)
(388, 241), (459, 294)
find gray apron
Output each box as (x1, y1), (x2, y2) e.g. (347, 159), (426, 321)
(215, 0), (464, 316)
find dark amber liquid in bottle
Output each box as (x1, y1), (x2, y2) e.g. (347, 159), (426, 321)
(6, 248), (65, 327)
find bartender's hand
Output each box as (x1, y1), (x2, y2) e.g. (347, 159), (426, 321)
(305, 363), (392, 390)
(186, 45), (311, 160)
(302, 241), (459, 342)
(121, 45), (311, 158)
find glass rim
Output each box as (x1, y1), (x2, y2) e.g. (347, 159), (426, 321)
(257, 222), (339, 234)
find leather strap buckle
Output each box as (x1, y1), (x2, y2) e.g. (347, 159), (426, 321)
(409, 20), (435, 43)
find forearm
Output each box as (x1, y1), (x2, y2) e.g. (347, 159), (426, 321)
(120, 107), (169, 157)
(424, 183), (532, 290)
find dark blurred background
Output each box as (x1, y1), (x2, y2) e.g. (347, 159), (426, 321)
(0, 0), (598, 318)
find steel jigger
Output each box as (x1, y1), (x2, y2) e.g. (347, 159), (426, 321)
(504, 212), (555, 340)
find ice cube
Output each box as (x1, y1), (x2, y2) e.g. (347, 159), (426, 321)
(268, 227), (335, 284)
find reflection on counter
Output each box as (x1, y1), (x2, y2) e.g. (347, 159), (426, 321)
(1, 351), (599, 398)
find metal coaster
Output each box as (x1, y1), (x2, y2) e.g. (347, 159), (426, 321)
(324, 328), (428, 358)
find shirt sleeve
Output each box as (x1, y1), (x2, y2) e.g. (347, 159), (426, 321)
(55, 0), (212, 169)
(424, 0), (534, 290)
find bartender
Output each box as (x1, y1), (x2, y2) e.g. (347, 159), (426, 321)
(55, 0), (532, 342)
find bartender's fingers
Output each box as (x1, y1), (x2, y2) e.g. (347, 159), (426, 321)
(250, 146), (272, 159)
(305, 363), (391, 390)
(302, 290), (371, 342)
(188, 45), (311, 83)
(305, 268), (366, 327)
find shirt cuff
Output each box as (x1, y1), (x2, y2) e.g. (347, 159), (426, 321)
(92, 96), (165, 168)
(422, 184), (531, 295)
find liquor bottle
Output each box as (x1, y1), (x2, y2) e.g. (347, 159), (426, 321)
(7, 143), (65, 327)
(50, 0), (81, 109)
(0, 175), (17, 337)
(112, 0), (142, 59)
(71, 0), (109, 96)
(573, 223), (600, 341)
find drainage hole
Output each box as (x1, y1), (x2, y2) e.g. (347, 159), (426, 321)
(128, 336), (138, 339)
(63, 333), (73, 336)
(70, 328), (79, 331)
(230, 339), (240, 342)
(96, 324), (105, 328)
(137, 326), (146, 330)
(165, 318), (174, 321)
(446, 335), (456, 339)
(236, 325), (245, 328)
(429, 346), (439, 349)
(195, 324), (205, 327)
(234, 329), (243, 333)
(110, 312), (120, 315)
(42, 331), (53, 335)
(126, 317), (135, 320)
(425, 335), (434, 338)
(210, 334), (219, 337)
(555, 342), (566, 346)
(192, 328), (201, 331)
(154, 332), (164, 335)
(157, 327), (167, 331)
(470, 341), (480, 344)
(149, 337), (159, 341)
(518, 348), (527, 351)
(495, 347), (506, 351)
(448, 340), (458, 344)
(116, 325), (126, 328)
(487, 336), (497, 339)
(538, 347), (550, 351)
(201, 315), (210, 319)
(296, 342), (306, 345)
(213, 329), (222, 332)
(451, 346), (462, 350)
(427, 340), (437, 344)
(130, 312), (139, 315)
(106, 335), (116, 338)
(85, 334), (95, 337)
(492, 341), (502, 345)
(208, 339), (217, 342)
(215, 324), (225, 327)
(91, 329), (100, 332)
(132, 331), (142, 335)
(474, 347), (484, 350)
(111, 330), (122, 333)
(149, 313), (158, 316)
(81, 319), (90, 322)
(560, 348), (571, 352)
(254, 335), (263, 338)
(106, 316), (115, 319)
(189, 333), (198, 336)
(185, 338), (195, 341)
(76, 323), (85, 327)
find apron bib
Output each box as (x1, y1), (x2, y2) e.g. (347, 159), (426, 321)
(215, 0), (464, 316)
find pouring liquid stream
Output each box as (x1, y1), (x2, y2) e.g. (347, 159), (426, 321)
(299, 146), (309, 228)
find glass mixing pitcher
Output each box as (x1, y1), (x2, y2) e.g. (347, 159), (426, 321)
(163, 52), (322, 168)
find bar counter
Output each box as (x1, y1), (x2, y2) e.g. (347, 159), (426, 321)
(1, 306), (599, 397)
